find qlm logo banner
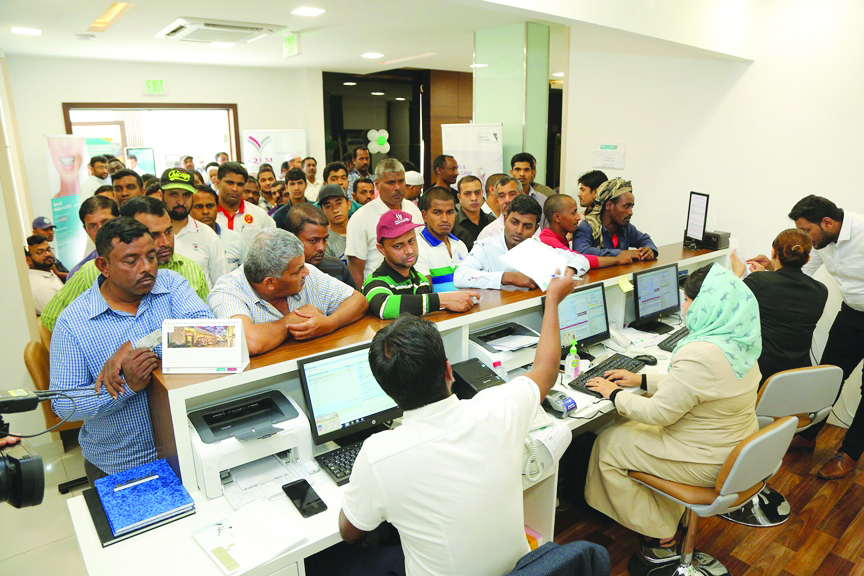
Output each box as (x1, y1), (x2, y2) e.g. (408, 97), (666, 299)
(241, 129), (306, 174)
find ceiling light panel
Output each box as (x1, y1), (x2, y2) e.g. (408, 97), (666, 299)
(361, 52), (383, 59)
(291, 7), (326, 17)
(11, 27), (42, 36)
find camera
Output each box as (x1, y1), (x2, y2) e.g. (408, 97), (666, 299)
(0, 389), (46, 508)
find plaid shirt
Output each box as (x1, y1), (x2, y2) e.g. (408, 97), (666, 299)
(49, 270), (213, 474)
(40, 253), (209, 332)
(208, 263), (354, 322)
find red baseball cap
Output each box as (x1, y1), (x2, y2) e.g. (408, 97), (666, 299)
(377, 210), (422, 243)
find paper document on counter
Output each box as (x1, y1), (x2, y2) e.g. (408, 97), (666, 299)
(530, 420), (572, 463)
(489, 334), (539, 351)
(222, 457), (312, 511)
(193, 499), (307, 575)
(499, 238), (568, 291)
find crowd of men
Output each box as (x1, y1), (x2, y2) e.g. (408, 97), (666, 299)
(30, 147), (663, 481)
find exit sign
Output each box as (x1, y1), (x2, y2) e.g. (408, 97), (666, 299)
(283, 33), (300, 58)
(143, 79), (167, 95)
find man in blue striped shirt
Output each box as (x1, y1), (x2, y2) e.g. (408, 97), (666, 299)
(50, 217), (213, 482)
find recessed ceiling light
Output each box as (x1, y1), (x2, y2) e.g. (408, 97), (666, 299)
(210, 42), (235, 48)
(470, 63), (488, 68)
(395, 97), (406, 101)
(291, 7), (326, 17)
(552, 72), (565, 77)
(361, 53), (384, 59)
(75, 34), (97, 41)
(371, 92), (385, 96)
(343, 81), (357, 86)
(11, 27), (42, 36)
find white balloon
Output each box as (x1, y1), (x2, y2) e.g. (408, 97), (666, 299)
(366, 129), (378, 142)
(379, 142), (391, 154)
(378, 129), (389, 141)
(368, 142), (380, 154)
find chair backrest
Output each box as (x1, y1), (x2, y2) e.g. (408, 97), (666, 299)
(714, 416), (797, 497)
(756, 365), (843, 421)
(23, 340), (82, 433)
(38, 321), (52, 351)
(24, 341), (50, 392)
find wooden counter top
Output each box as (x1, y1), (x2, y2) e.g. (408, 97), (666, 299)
(152, 243), (714, 392)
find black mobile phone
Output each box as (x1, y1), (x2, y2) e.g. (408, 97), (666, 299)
(282, 479), (327, 518)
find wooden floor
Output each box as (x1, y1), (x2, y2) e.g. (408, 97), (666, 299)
(553, 425), (864, 576)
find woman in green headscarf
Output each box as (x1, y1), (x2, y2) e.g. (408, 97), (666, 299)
(583, 263), (761, 563)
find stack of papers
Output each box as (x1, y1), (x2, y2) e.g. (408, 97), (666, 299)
(499, 238), (569, 291)
(222, 456), (313, 511)
(193, 499), (307, 575)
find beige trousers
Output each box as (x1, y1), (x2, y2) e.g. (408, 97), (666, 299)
(584, 420), (722, 539)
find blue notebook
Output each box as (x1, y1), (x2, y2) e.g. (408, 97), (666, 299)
(95, 459), (195, 537)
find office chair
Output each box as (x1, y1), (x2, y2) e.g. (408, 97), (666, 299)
(627, 416), (797, 576)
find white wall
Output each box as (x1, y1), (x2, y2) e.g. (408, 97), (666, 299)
(482, 0), (756, 60)
(564, 0), (864, 422)
(5, 55), (326, 224)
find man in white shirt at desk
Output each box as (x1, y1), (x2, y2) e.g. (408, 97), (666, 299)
(336, 268), (576, 576)
(754, 195), (864, 480)
(454, 195), (590, 290)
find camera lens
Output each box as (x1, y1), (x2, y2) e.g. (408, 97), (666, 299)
(0, 448), (45, 508)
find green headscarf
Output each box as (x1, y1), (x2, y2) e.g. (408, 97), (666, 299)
(673, 264), (762, 379)
(584, 178), (632, 248)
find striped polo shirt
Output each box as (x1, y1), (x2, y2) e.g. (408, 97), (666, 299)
(415, 227), (469, 293)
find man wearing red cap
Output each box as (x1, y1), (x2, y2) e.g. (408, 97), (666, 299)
(363, 211), (478, 319)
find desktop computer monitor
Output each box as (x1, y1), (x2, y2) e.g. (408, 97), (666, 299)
(297, 343), (403, 446)
(542, 282), (609, 359)
(632, 263), (680, 334)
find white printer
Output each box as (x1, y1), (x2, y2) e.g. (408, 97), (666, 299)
(468, 322), (540, 372)
(188, 389), (315, 500)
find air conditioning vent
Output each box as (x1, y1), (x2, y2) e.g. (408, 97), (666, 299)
(155, 18), (282, 43)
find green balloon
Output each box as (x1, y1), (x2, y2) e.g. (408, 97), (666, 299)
(377, 136), (387, 146)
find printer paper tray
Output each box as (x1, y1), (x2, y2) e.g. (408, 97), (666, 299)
(223, 460), (313, 510)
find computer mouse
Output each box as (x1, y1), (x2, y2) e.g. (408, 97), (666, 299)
(542, 390), (578, 418)
(634, 354), (658, 366)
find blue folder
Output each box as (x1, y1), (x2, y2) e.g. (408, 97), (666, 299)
(95, 459), (195, 537)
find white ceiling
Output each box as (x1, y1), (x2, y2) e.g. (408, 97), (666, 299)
(0, 0), (567, 76)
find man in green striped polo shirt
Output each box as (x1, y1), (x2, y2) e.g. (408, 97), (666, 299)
(41, 196), (209, 332)
(363, 210), (478, 320)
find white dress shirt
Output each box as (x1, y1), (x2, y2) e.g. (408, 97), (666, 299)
(803, 210), (864, 311)
(304, 179), (321, 202)
(80, 175), (110, 197)
(342, 377), (539, 576)
(174, 218), (229, 286)
(453, 233), (589, 290)
(215, 224), (247, 272)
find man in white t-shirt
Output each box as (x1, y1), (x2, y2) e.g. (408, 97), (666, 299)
(214, 162), (276, 247)
(303, 156), (321, 202)
(345, 158), (423, 288)
(80, 156), (111, 197)
(161, 167), (228, 286)
(190, 186), (247, 272)
(26, 235), (64, 316)
(337, 269), (575, 576)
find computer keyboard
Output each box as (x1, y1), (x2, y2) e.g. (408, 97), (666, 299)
(315, 441), (364, 486)
(658, 327), (690, 352)
(567, 353), (646, 399)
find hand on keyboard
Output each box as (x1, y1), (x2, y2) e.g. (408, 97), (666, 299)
(603, 370), (642, 387)
(585, 377), (618, 400)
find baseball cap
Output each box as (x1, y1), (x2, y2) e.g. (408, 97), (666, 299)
(317, 184), (350, 203)
(377, 210), (422, 243)
(160, 168), (196, 193)
(405, 171), (424, 186)
(32, 216), (55, 229)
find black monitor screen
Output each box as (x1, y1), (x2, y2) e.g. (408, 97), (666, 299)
(297, 344), (402, 446)
(543, 282), (610, 348)
(633, 263), (680, 324)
